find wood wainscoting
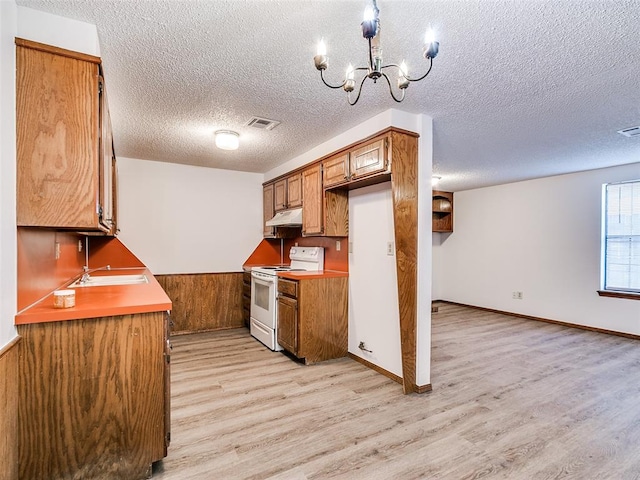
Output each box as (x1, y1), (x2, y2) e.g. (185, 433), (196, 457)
(155, 272), (244, 335)
(0, 336), (20, 480)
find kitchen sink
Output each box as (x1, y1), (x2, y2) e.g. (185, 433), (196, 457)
(69, 274), (149, 288)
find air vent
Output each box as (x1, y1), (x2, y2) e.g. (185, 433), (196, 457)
(617, 126), (640, 137)
(245, 116), (281, 131)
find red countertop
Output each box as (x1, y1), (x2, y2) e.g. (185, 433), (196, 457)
(277, 270), (349, 280)
(15, 268), (172, 325)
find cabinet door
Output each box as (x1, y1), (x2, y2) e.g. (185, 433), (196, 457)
(274, 179), (288, 211)
(17, 42), (101, 229)
(99, 75), (115, 233)
(277, 295), (298, 355)
(322, 152), (349, 188)
(302, 165), (323, 236)
(287, 173), (302, 208)
(164, 312), (172, 457)
(263, 183), (275, 237)
(349, 137), (388, 181)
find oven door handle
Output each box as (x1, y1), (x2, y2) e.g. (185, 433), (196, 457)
(251, 272), (276, 284)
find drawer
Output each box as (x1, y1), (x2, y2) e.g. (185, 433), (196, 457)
(278, 278), (298, 298)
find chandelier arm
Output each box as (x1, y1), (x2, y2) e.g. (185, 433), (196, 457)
(348, 75), (369, 106)
(380, 72), (405, 103)
(404, 57), (434, 83)
(320, 69), (347, 89)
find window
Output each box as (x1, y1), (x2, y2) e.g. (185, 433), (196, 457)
(602, 180), (640, 294)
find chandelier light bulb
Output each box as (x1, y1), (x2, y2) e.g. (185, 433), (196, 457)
(317, 38), (326, 56)
(425, 27), (436, 45)
(400, 61), (408, 77)
(346, 64), (354, 80)
(363, 5), (375, 22)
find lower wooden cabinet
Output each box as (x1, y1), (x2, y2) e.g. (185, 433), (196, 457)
(277, 276), (348, 364)
(242, 270), (251, 327)
(17, 311), (170, 480)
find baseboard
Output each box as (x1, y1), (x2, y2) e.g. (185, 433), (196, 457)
(348, 352), (403, 384)
(347, 353), (432, 394)
(439, 301), (640, 341)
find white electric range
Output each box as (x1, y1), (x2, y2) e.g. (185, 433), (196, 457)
(250, 246), (324, 350)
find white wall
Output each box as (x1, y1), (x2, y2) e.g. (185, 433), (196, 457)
(348, 183), (402, 376)
(17, 6), (100, 56)
(434, 162), (640, 335)
(0, 0), (18, 348)
(117, 157), (263, 274)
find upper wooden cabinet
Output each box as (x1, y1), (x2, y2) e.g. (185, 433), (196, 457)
(349, 137), (388, 181)
(302, 164), (323, 236)
(322, 152), (350, 189)
(287, 173), (302, 208)
(263, 183), (275, 237)
(432, 190), (453, 232)
(274, 173), (302, 211)
(322, 136), (389, 189)
(16, 39), (116, 232)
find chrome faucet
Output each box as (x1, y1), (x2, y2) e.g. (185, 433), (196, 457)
(79, 264), (111, 284)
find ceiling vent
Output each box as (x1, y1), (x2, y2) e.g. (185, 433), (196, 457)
(617, 126), (640, 137)
(245, 116), (281, 131)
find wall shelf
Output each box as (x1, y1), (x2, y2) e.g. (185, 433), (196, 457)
(432, 191), (453, 232)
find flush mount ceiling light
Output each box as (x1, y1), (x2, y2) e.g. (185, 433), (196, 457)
(313, 0), (440, 105)
(215, 130), (240, 150)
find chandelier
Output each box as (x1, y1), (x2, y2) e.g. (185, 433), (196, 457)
(313, 0), (439, 105)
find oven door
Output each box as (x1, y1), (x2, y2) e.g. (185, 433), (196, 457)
(250, 272), (276, 329)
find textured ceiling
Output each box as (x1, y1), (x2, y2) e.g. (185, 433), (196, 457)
(16, 0), (640, 191)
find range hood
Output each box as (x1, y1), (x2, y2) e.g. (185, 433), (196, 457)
(265, 207), (303, 227)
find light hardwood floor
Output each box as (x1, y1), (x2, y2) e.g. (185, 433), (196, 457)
(152, 303), (640, 479)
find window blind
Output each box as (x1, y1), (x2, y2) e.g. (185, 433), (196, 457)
(604, 181), (640, 291)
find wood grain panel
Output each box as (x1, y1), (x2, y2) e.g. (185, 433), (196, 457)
(389, 131), (419, 394)
(298, 276), (348, 364)
(155, 273), (243, 334)
(302, 164), (323, 236)
(17, 313), (166, 480)
(322, 152), (349, 188)
(17, 42), (100, 229)
(0, 337), (21, 480)
(349, 137), (388, 180)
(274, 178), (287, 211)
(324, 188), (349, 237)
(287, 173), (302, 208)
(263, 183), (275, 237)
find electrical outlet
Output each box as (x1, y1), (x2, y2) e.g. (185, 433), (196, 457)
(336, 240), (341, 251)
(78, 240), (83, 252)
(387, 242), (394, 256)
(348, 242), (353, 253)
(512, 291), (523, 299)
(54, 242), (61, 260)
